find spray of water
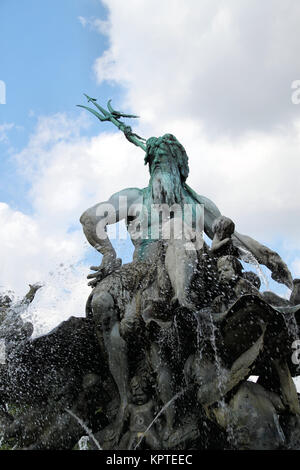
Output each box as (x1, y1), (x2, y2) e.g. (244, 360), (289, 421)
(66, 409), (102, 450)
(133, 388), (187, 450)
(193, 310), (204, 352)
(78, 436), (90, 450)
(206, 312), (236, 447)
(172, 312), (182, 362)
(238, 246), (269, 290)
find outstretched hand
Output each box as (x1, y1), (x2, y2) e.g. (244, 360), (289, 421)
(270, 259), (293, 290)
(87, 254), (122, 287)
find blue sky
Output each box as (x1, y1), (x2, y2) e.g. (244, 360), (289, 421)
(0, 0), (136, 327)
(0, 0), (121, 211)
(1, 0), (300, 333)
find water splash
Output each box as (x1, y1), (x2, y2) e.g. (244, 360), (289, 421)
(238, 246), (269, 290)
(78, 436), (90, 450)
(207, 313), (224, 389)
(133, 388), (187, 450)
(193, 310), (204, 352)
(273, 413), (286, 446)
(66, 409), (102, 450)
(172, 312), (182, 362)
(206, 312), (236, 448)
(21, 263), (91, 338)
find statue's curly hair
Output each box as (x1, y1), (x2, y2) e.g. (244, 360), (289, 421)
(144, 133), (189, 182)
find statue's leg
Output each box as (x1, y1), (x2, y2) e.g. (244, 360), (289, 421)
(150, 342), (175, 441)
(163, 219), (199, 309)
(118, 431), (131, 450)
(91, 290), (129, 434)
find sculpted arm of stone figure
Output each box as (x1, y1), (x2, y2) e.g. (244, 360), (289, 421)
(80, 188), (143, 283)
(194, 192), (293, 289)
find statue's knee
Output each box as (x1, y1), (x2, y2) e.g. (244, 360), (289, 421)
(92, 291), (114, 312)
(91, 291), (115, 331)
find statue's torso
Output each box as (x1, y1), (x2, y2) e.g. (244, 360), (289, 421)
(125, 186), (204, 260)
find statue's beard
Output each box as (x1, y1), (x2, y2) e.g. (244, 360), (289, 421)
(150, 167), (184, 207)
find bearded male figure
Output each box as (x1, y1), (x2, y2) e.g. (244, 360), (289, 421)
(80, 129), (293, 440)
(78, 92), (293, 444)
(81, 134), (207, 439)
(81, 132), (293, 295)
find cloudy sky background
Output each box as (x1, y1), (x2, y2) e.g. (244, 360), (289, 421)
(1, 0), (300, 336)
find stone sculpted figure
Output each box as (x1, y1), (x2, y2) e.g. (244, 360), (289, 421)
(0, 98), (298, 450)
(79, 97), (294, 445)
(211, 215), (237, 257)
(118, 375), (162, 450)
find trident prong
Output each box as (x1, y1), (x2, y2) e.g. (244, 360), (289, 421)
(107, 99), (140, 119)
(77, 104), (111, 122)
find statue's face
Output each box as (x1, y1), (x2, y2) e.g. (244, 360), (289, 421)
(147, 140), (184, 206)
(217, 259), (237, 283)
(131, 379), (148, 405)
(148, 142), (180, 178)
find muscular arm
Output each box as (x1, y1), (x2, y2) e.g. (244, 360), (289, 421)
(80, 188), (142, 258)
(80, 187), (143, 259)
(186, 185), (293, 289)
(80, 188), (143, 285)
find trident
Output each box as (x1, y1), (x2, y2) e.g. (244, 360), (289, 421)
(77, 94), (147, 151)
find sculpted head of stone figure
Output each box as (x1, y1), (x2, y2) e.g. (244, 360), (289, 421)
(217, 255), (243, 284)
(144, 134), (189, 205)
(212, 216), (235, 240)
(130, 375), (149, 405)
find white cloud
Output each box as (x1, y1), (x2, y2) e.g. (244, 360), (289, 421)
(96, 0), (300, 136)
(0, 200), (89, 335)
(183, 119), (300, 242)
(0, 123), (14, 143)
(78, 15), (87, 27)
(78, 15), (109, 35)
(90, 0), (300, 269)
(0, 112), (145, 335)
(292, 259), (300, 278)
(14, 112), (147, 225)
